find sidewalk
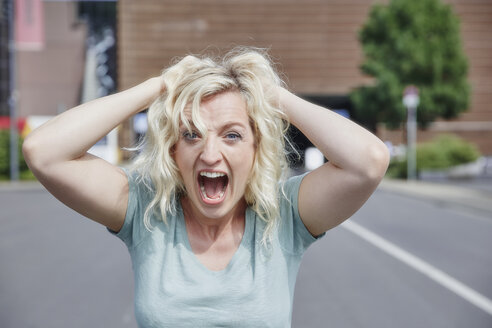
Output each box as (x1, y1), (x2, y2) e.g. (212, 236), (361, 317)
(0, 180), (43, 192)
(378, 178), (492, 217)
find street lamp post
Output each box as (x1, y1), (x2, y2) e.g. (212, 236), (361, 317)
(403, 86), (419, 181)
(7, 0), (19, 181)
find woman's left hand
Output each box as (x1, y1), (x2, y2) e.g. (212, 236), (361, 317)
(278, 87), (390, 236)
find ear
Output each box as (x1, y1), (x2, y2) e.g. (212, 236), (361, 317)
(248, 117), (259, 149)
(170, 144), (177, 160)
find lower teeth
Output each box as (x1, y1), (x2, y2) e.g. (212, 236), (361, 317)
(200, 185), (225, 200)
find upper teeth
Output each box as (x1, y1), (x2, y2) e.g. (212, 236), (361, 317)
(200, 172), (225, 178)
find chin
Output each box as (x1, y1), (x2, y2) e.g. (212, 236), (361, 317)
(188, 190), (243, 221)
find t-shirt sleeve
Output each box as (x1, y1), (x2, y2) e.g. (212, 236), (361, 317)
(278, 173), (325, 254)
(107, 168), (151, 249)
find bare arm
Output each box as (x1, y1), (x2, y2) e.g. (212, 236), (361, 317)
(279, 87), (390, 236)
(23, 77), (164, 232)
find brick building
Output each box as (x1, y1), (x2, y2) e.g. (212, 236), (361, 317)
(16, 2), (87, 117)
(118, 0), (492, 156)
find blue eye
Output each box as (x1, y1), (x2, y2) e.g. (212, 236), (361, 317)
(225, 133), (241, 141)
(183, 131), (199, 141)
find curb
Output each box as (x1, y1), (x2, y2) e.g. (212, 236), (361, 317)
(378, 179), (492, 217)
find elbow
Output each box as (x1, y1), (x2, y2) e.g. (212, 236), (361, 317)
(22, 134), (47, 173)
(22, 135), (37, 170)
(363, 142), (390, 184)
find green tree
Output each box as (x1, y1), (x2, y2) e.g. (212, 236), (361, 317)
(350, 0), (470, 130)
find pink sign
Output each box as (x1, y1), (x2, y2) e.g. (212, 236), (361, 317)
(15, 0), (44, 51)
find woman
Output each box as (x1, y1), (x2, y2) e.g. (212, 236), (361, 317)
(23, 48), (389, 327)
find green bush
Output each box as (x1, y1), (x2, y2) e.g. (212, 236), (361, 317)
(387, 134), (480, 178)
(0, 130), (32, 180)
(386, 160), (406, 179)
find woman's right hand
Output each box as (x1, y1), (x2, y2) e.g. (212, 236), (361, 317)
(23, 77), (164, 232)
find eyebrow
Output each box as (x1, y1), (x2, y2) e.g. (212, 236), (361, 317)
(219, 121), (248, 131)
(179, 120), (247, 131)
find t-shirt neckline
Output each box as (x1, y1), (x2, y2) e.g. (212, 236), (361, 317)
(177, 204), (253, 275)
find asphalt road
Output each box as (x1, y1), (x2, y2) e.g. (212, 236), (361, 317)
(292, 187), (492, 327)
(0, 188), (135, 328)
(1, 184), (491, 327)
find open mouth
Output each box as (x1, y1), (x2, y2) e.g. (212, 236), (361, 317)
(198, 171), (229, 203)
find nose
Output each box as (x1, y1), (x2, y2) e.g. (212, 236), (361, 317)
(199, 136), (222, 165)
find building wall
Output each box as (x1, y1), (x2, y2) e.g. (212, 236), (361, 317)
(118, 0), (492, 155)
(118, 0), (374, 93)
(17, 2), (86, 117)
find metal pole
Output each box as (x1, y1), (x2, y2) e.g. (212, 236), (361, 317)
(8, 0), (19, 181)
(406, 105), (417, 180)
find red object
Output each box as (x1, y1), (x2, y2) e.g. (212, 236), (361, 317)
(15, 0), (45, 51)
(404, 85), (419, 96)
(0, 117), (26, 131)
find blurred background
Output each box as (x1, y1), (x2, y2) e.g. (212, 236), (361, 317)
(1, 0), (491, 327)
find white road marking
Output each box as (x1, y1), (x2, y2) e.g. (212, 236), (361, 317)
(342, 220), (492, 316)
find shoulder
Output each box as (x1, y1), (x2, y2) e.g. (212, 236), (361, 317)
(280, 173), (306, 202)
(109, 168), (170, 248)
(126, 169), (155, 202)
(277, 173), (324, 254)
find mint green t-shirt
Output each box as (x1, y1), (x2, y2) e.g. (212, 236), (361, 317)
(111, 172), (323, 327)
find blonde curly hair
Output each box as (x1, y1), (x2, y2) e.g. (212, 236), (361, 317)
(130, 47), (291, 244)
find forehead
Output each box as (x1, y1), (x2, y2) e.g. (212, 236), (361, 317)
(183, 91), (250, 127)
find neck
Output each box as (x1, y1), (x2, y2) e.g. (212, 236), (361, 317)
(180, 197), (246, 242)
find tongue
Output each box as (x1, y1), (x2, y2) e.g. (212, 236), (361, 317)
(203, 177), (226, 199)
